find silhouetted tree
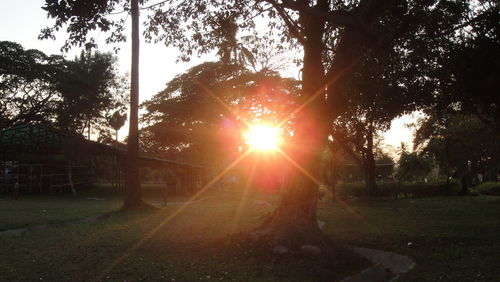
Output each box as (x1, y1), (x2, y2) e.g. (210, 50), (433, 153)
(0, 41), (127, 136)
(56, 51), (128, 137)
(109, 110), (127, 141)
(396, 151), (432, 182)
(414, 2), (499, 191)
(0, 41), (64, 127)
(330, 48), (415, 196)
(40, 0), (480, 247)
(42, 0), (143, 208)
(141, 61), (299, 166)
(415, 112), (499, 192)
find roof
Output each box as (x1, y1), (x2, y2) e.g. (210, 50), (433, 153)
(0, 124), (204, 169)
(139, 154), (205, 169)
(0, 124), (106, 157)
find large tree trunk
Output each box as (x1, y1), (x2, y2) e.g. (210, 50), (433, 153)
(253, 113), (329, 246)
(123, 0), (143, 209)
(251, 0), (389, 248)
(364, 123), (378, 196)
(252, 6), (329, 247)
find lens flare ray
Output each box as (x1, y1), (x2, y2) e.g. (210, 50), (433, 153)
(94, 149), (253, 282)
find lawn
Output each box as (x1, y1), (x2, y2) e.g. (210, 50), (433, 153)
(1, 186), (499, 281)
(0, 183), (187, 230)
(319, 196), (500, 281)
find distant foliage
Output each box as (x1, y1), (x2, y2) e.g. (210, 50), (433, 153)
(0, 41), (127, 138)
(416, 112), (499, 182)
(396, 151), (433, 182)
(375, 153), (395, 179)
(0, 41), (64, 127)
(474, 182), (500, 196)
(55, 50), (128, 136)
(141, 61), (300, 164)
(336, 180), (461, 199)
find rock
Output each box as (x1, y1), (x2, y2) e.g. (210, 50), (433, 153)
(273, 245), (289, 255)
(300, 245), (322, 256)
(350, 246), (416, 274)
(340, 263), (389, 282)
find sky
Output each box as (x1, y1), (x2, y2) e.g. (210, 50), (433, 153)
(0, 0), (416, 154)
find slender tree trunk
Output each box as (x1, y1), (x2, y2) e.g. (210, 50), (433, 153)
(364, 123), (378, 196)
(123, 0), (143, 209)
(325, 157), (337, 202)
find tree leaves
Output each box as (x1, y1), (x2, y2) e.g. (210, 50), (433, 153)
(0, 41), (128, 137)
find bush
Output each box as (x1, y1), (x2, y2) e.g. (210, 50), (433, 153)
(474, 182), (500, 195)
(335, 180), (461, 199)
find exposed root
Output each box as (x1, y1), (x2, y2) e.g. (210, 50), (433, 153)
(246, 206), (327, 252)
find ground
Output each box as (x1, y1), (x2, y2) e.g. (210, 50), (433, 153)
(1, 185), (499, 281)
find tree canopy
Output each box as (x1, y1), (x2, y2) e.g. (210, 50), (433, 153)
(38, 0), (498, 247)
(141, 61), (300, 164)
(0, 41), (64, 128)
(0, 41), (127, 138)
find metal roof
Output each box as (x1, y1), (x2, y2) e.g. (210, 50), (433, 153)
(0, 124), (204, 169)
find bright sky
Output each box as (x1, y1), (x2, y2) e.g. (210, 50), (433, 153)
(0, 0), (416, 154)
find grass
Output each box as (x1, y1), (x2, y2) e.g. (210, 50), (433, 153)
(0, 194), (121, 231)
(0, 183), (188, 231)
(319, 196), (500, 281)
(1, 185), (499, 281)
(474, 181), (500, 195)
(0, 188), (367, 282)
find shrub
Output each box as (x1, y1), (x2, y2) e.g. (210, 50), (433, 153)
(474, 182), (500, 195)
(335, 180), (461, 200)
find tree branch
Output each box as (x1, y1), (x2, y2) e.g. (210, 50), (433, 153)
(265, 0), (306, 45)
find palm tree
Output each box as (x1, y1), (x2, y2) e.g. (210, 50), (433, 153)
(123, 0), (143, 208)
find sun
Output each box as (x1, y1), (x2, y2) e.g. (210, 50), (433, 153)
(244, 124), (282, 151)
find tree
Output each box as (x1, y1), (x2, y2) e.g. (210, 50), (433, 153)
(141, 62), (246, 165)
(0, 41), (127, 137)
(375, 153), (395, 180)
(42, 0), (144, 208)
(125, 0), (142, 208)
(433, 3), (499, 132)
(415, 111), (499, 193)
(109, 110), (127, 142)
(141, 61), (300, 167)
(0, 41), (64, 128)
(41, 0), (474, 247)
(56, 51), (128, 137)
(396, 150), (432, 182)
(330, 47), (417, 196)
(414, 2), (499, 192)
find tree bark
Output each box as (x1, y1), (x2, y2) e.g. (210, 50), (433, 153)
(252, 4), (329, 247)
(252, 0), (391, 248)
(123, 0), (143, 209)
(325, 157), (337, 202)
(364, 123), (378, 196)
